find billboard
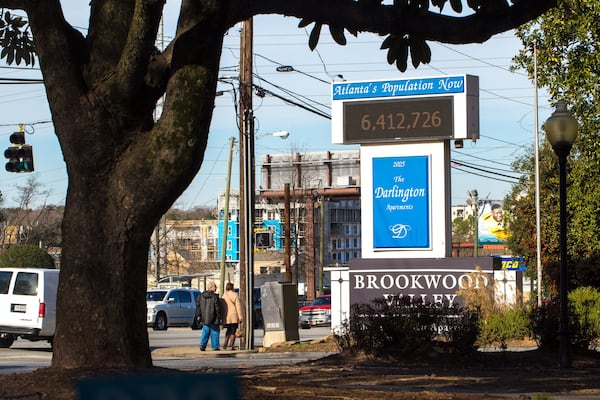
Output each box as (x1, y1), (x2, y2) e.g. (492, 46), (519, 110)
(478, 200), (509, 245)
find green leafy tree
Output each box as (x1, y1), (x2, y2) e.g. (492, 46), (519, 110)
(0, 244), (55, 268)
(510, 0), (600, 291)
(452, 215), (474, 243)
(0, 0), (555, 371)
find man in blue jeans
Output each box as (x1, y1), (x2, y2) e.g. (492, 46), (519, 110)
(196, 281), (222, 351)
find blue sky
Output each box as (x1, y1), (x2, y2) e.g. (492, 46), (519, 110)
(0, 3), (551, 209)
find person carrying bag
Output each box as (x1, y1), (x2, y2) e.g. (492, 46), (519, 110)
(221, 282), (243, 350)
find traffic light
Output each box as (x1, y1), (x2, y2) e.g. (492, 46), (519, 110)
(18, 144), (34, 172)
(9, 131), (25, 145)
(4, 127), (34, 173)
(4, 146), (20, 172)
(255, 231), (272, 249)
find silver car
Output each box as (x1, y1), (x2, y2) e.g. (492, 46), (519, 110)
(146, 288), (201, 330)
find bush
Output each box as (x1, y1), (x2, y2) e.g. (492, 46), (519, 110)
(569, 286), (600, 350)
(334, 296), (479, 357)
(529, 287), (600, 351)
(0, 245), (56, 269)
(478, 306), (531, 349)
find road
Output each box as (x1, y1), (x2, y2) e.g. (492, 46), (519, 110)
(0, 326), (333, 375)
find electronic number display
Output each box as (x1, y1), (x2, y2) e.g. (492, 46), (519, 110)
(343, 96), (454, 144)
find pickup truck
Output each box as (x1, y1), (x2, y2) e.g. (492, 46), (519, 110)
(298, 294), (331, 329)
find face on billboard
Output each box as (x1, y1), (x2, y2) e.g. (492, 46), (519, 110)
(478, 201), (509, 244)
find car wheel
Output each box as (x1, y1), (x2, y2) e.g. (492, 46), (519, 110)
(154, 312), (168, 331)
(0, 335), (15, 348)
(300, 323), (310, 330)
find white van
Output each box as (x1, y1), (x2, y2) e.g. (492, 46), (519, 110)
(0, 267), (59, 348)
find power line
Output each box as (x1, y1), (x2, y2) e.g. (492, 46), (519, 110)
(451, 165), (519, 184)
(252, 83), (330, 120)
(451, 160), (520, 181)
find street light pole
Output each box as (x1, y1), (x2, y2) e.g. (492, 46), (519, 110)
(544, 100), (578, 369)
(467, 190), (479, 257)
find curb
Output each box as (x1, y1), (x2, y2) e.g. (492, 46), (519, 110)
(151, 346), (337, 360)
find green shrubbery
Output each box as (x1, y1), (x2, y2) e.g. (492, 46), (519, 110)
(335, 286), (600, 357)
(478, 306), (530, 349)
(334, 296), (479, 357)
(0, 245), (55, 269)
(530, 287), (600, 351)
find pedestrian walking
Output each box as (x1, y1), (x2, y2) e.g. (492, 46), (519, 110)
(196, 281), (222, 351)
(222, 282), (243, 350)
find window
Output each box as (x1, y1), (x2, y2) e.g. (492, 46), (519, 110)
(0, 271), (12, 294)
(13, 273), (38, 296)
(353, 238), (359, 248)
(147, 291), (167, 301)
(345, 238), (350, 249)
(177, 291), (192, 303)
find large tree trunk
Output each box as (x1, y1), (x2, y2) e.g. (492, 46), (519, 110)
(22, 1), (229, 369)
(53, 188), (155, 368)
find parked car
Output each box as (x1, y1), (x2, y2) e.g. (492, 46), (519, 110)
(298, 294), (331, 329)
(235, 287), (263, 328)
(146, 288), (201, 330)
(0, 267), (59, 348)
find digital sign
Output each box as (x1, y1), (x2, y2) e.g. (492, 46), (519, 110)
(331, 74), (479, 144)
(343, 97), (454, 143)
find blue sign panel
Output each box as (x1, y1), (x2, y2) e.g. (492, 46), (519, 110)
(372, 155), (430, 249)
(493, 255), (526, 271)
(332, 76), (466, 101)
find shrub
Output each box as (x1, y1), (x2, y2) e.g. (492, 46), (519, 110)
(529, 297), (560, 350)
(0, 245), (55, 269)
(569, 286), (600, 350)
(334, 296), (479, 357)
(529, 287), (600, 351)
(478, 306), (531, 349)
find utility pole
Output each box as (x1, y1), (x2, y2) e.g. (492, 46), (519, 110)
(318, 195), (325, 295)
(239, 18), (254, 350)
(284, 183), (292, 283)
(219, 137), (235, 295)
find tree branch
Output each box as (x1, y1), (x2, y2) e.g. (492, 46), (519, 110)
(228, 0), (556, 44)
(116, 0), (165, 99)
(25, 0), (87, 110)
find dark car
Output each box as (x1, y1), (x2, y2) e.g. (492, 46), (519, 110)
(235, 287), (263, 328)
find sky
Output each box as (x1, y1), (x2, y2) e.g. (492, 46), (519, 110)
(0, 2), (552, 210)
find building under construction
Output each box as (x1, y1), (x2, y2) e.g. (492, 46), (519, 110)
(257, 149), (361, 301)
